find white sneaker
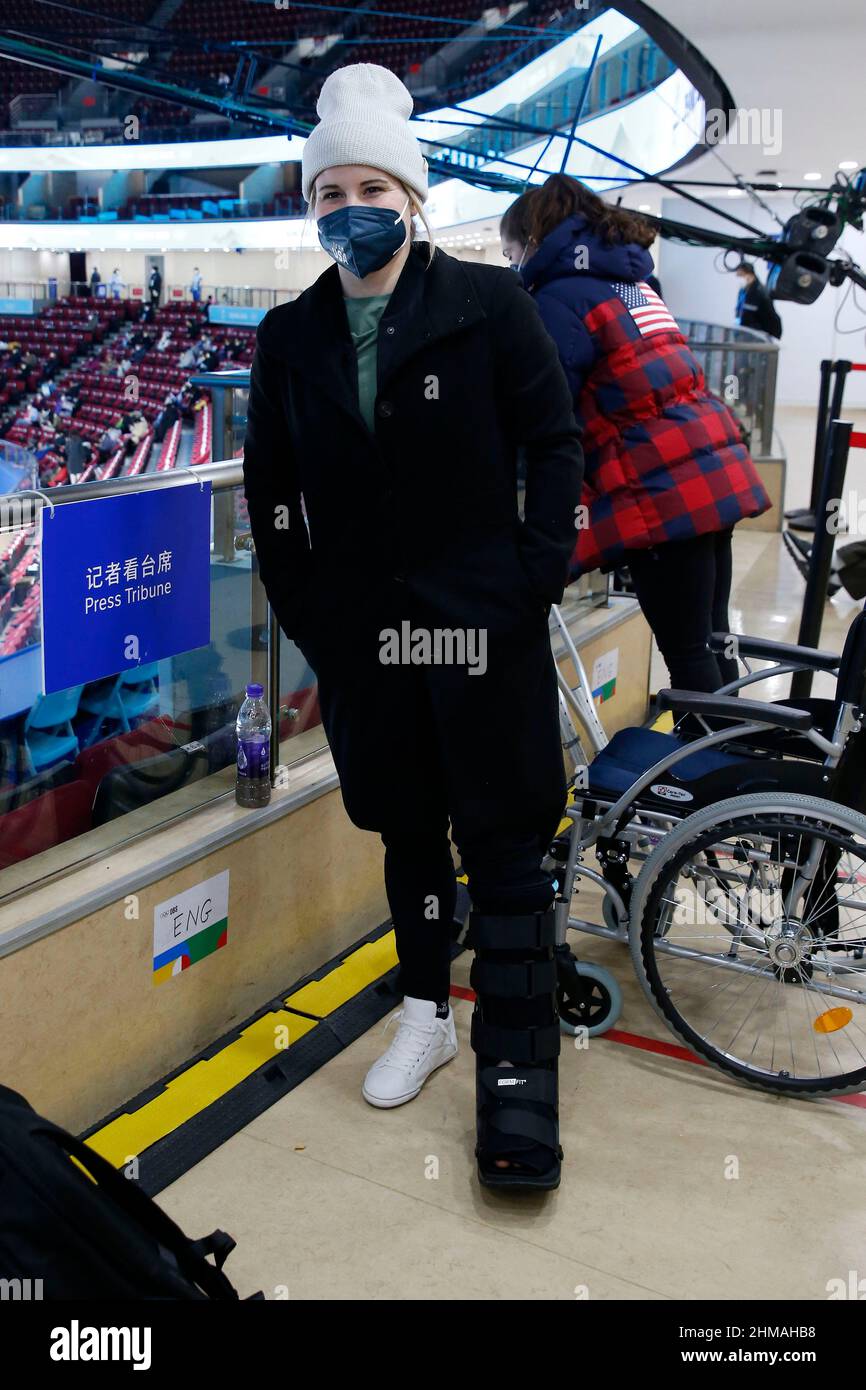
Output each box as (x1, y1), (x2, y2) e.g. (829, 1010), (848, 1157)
(362, 995), (458, 1108)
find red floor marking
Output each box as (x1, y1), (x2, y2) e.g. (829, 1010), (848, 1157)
(601, 1026), (706, 1066)
(450, 984), (475, 1003)
(449, 986), (866, 1108)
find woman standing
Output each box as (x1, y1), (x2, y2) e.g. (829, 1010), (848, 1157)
(242, 66), (583, 1190)
(501, 174), (771, 692)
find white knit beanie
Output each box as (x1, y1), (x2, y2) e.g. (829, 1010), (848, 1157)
(301, 63), (429, 206)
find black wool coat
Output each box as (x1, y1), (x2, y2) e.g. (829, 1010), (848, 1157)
(242, 240), (584, 845)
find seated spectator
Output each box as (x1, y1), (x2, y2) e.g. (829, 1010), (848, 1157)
(153, 392), (180, 443)
(65, 432), (87, 479)
(128, 413), (149, 445)
(97, 425), (122, 462)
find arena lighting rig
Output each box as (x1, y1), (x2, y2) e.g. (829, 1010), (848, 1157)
(412, 93), (866, 308)
(419, 105), (866, 308)
(635, 171), (866, 306)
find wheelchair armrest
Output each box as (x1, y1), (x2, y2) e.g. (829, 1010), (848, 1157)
(709, 631), (841, 671)
(657, 689), (815, 732)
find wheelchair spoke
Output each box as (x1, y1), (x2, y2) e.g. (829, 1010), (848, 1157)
(634, 799), (866, 1093)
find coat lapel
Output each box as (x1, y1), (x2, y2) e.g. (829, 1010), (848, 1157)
(272, 243), (488, 427)
(376, 242), (486, 396)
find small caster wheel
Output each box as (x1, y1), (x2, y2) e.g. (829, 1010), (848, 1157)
(556, 950), (622, 1037)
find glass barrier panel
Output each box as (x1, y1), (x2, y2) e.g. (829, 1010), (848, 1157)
(0, 475), (327, 904)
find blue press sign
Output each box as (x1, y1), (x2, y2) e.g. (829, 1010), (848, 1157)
(207, 304), (265, 327)
(40, 483), (212, 694)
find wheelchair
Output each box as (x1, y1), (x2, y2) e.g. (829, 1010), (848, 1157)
(546, 603), (866, 1098)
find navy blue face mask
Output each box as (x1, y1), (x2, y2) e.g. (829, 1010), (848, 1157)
(317, 196), (410, 278)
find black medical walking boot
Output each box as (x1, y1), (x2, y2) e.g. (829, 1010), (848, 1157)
(465, 903), (563, 1191)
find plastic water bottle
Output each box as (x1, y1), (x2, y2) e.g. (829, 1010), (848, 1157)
(235, 682), (272, 807)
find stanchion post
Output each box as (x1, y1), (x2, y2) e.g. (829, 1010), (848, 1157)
(791, 419), (853, 700)
(827, 360), (852, 440)
(808, 359), (834, 516)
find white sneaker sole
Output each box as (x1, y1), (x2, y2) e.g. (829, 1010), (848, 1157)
(361, 1041), (458, 1109)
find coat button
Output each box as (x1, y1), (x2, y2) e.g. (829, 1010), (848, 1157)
(377, 399), (394, 417)
(385, 325), (395, 335)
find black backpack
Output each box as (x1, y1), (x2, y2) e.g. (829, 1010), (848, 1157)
(0, 1084), (261, 1300)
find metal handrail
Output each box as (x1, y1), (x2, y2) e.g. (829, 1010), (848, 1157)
(0, 281), (296, 310)
(680, 319), (780, 459)
(1, 457), (241, 506)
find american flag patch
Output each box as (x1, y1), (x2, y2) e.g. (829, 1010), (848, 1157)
(612, 280), (680, 337)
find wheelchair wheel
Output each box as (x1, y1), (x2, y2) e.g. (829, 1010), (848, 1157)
(556, 948), (622, 1037)
(629, 794), (866, 1097)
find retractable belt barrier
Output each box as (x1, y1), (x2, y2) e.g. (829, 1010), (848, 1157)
(791, 419), (863, 699)
(786, 360), (866, 532)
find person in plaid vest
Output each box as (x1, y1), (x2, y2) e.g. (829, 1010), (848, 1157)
(502, 173), (771, 692)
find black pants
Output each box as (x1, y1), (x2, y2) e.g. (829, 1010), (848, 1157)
(296, 581), (564, 1008)
(626, 528), (739, 691)
(379, 664), (559, 1006)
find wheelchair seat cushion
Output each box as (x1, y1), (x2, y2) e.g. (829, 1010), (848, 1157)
(587, 727), (747, 803)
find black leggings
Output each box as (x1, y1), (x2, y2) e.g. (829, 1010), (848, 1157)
(626, 528), (739, 691)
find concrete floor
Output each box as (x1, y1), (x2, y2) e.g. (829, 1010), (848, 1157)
(158, 404), (866, 1300)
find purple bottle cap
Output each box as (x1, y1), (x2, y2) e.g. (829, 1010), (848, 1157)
(246, 682), (264, 698)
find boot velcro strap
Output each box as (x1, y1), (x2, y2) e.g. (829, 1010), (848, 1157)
(470, 956), (557, 999)
(486, 1106), (559, 1153)
(478, 1065), (557, 1105)
(471, 1015), (561, 1063)
(466, 908), (557, 951)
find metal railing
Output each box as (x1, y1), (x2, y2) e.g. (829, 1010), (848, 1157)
(678, 320), (780, 460)
(0, 282), (296, 311)
(0, 202), (302, 222)
(173, 285), (296, 310)
(0, 282), (49, 301)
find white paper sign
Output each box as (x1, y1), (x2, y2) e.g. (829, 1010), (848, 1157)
(591, 647), (619, 701)
(153, 868), (230, 979)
